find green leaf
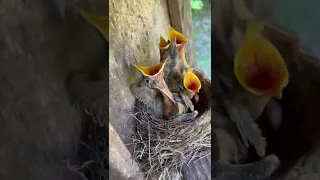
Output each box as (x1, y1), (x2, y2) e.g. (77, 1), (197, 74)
(191, 0), (204, 10)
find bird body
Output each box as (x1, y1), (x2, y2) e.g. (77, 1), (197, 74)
(130, 79), (197, 121)
(166, 73), (195, 112)
(133, 60), (197, 119)
(130, 81), (164, 117)
(160, 37), (181, 78)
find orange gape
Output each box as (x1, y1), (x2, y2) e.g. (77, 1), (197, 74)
(183, 69), (201, 93)
(134, 60), (167, 77)
(234, 22), (289, 99)
(159, 26), (191, 69)
(134, 59), (176, 104)
(168, 26), (188, 46)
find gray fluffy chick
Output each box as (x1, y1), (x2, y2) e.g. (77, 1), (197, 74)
(160, 37), (180, 79)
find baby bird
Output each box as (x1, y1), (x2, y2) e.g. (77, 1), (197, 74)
(133, 60), (193, 119)
(232, 0), (289, 99)
(130, 75), (198, 121)
(134, 60), (175, 104)
(130, 79), (165, 117)
(166, 71), (195, 112)
(160, 37), (181, 79)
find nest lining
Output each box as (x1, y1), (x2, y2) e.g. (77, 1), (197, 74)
(131, 100), (211, 179)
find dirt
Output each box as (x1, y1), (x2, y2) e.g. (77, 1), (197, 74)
(0, 0), (107, 179)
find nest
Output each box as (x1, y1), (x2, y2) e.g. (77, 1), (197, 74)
(67, 113), (108, 180)
(65, 75), (109, 180)
(131, 79), (212, 179)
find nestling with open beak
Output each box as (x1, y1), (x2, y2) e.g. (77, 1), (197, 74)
(228, 0), (289, 131)
(130, 76), (198, 122)
(183, 68), (202, 102)
(216, 0), (290, 158)
(159, 26), (206, 81)
(163, 71), (195, 113)
(160, 37), (180, 79)
(164, 68), (202, 113)
(168, 26), (206, 79)
(168, 26), (188, 68)
(134, 60), (175, 103)
(161, 26), (189, 72)
(159, 26), (204, 106)
(234, 20), (289, 99)
(159, 36), (171, 59)
(134, 60), (190, 119)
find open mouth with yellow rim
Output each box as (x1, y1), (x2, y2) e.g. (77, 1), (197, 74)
(159, 36), (170, 49)
(183, 69), (202, 93)
(168, 26), (188, 46)
(134, 60), (175, 103)
(234, 35), (289, 98)
(134, 60), (167, 77)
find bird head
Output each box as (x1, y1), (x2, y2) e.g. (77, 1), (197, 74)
(183, 68), (202, 94)
(134, 60), (176, 103)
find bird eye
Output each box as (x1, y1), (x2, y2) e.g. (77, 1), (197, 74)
(145, 79), (150, 84)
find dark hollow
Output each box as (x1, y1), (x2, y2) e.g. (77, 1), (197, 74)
(257, 80), (317, 178)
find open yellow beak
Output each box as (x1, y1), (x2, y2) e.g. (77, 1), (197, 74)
(134, 59), (167, 77)
(183, 68), (202, 93)
(234, 35), (289, 99)
(167, 26), (190, 70)
(159, 36), (171, 58)
(79, 10), (108, 41)
(134, 60), (175, 103)
(153, 71), (176, 104)
(168, 26), (188, 46)
(159, 36), (170, 49)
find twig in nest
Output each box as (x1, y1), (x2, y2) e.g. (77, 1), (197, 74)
(66, 160), (92, 180)
(148, 119), (152, 170)
(66, 117), (108, 180)
(131, 102), (211, 179)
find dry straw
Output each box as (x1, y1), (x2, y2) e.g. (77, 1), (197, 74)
(131, 79), (211, 180)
